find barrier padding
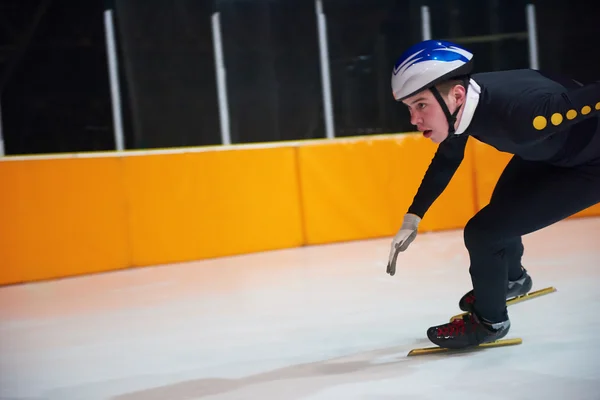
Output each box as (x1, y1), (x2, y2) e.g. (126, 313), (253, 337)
(0, 157), (130, 284)
(472, 141), (600, 218)
(122, 147), (304, 267)
(2, 133), (598, 285)
(297, 135), (478, 244)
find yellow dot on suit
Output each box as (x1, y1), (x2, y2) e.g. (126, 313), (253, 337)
(533, 116), (547, 130)
(551, 113), (563, 126)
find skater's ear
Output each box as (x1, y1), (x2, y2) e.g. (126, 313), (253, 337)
(436, 79), (466, 105)
(450, 84), (466, 106)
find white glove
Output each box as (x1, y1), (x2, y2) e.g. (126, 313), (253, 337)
(386, 213), (421, 276)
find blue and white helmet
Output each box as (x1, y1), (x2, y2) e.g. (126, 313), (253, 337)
(391, 40), (474, 102)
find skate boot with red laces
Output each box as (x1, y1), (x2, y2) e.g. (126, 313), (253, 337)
(459, 268), (533, 312)
(426, 312), (511, 349)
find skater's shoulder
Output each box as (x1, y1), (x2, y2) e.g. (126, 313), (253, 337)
(474, 69), (580, 93)
(471, 69), (575, 113)
(472, 69), (540, 82)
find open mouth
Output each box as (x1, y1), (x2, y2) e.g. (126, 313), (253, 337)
(423, 130), (433, 138)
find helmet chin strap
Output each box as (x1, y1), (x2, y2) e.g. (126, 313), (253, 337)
(429, 86), (462, 136)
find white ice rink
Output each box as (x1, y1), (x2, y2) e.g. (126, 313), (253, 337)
(1, 217), (600, 400)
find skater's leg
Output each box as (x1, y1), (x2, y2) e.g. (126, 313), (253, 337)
(504, 237), (525, 281)
(458, 235), (526, 312)
(465, 157), (600, 323)
(458, 158), (532, 313)
(485, 156), (529, 282)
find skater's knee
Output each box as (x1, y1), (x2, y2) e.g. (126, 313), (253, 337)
(463, 216), (499, 250)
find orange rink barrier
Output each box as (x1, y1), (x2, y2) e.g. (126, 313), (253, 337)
(0, 147), (304, 285)
(1, 133), (599, 285)
(297, 134), (477, 244)
(122, 147), (304, 266)
(0, 156), (130, 284)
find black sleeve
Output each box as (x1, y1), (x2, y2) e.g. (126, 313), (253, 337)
(510, 80), (600, 138)
(407, 134), (469, 219)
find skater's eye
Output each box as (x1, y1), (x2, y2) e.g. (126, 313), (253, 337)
(405, 102), (427, 114)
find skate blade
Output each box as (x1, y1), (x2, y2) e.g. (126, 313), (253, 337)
(449, 286), (557, 322)
(407, 338), (522, 356)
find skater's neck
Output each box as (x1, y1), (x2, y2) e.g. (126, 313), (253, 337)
(455, 78), (481, 135)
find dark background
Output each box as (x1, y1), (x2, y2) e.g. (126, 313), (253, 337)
(1, 0), (599, 155)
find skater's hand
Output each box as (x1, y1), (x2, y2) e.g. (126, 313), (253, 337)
(386, 213), (421, 276)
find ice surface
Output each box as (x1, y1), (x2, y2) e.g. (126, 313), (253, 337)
(1, 217), (599, 399)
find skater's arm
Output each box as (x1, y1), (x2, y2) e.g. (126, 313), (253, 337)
(407, 134), (468, 218)
(510, 80), (600, 137)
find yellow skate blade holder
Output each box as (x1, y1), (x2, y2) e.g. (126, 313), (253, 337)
(407, 337), (523, 356)
(449, 286), (557, 322)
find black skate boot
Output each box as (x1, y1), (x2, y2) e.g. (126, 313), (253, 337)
(459, 268), (533, 312)
(426, 312), (511, 349)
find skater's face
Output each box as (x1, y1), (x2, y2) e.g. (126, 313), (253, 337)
(402, 84), (466, 144)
